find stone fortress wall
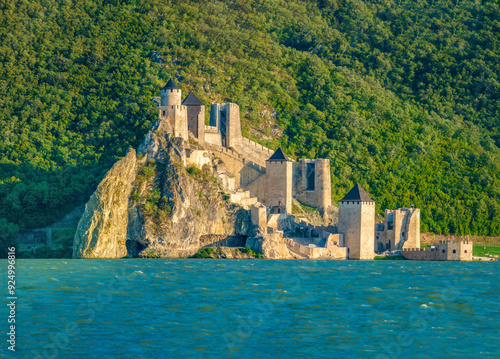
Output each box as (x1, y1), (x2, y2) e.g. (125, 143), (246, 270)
(155, 79), (472, 261)
(375, 208), (420, 253)
(293, 159), (332, 214)
(402, 240), (472, 261)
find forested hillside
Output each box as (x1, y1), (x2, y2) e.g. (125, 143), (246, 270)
(1, 0), (499, 248)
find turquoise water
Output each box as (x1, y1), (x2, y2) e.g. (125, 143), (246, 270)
(2, 259), (499, 358)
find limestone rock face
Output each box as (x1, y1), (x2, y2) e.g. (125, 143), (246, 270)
(72, 117), (254, 259)
(128, 130), (253, 258)
(73, 149), (137, 258)
(246, 234), (293, 259)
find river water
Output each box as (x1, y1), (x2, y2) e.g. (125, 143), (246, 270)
(3, 259), (499, 358)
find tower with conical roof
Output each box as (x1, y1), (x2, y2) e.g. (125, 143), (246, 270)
(338, 184), (375, 260)
(265, 148), (293, 214)
(160, 78), (182, 107)
(158, 78), (188, 140)
(182, 91), (205, 144)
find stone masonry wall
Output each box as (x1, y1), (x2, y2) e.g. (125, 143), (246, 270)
(265, 160), (293, 214)
(293, 159), (332, 213)
(159, 105), (188, 141)
(338, 201), (375, 260)
(401, 248), (439, 261)
(161, 88), (182, 107)
(360, 202), (375, 260)
(204, 126), (222, 146)
(402, 241), (472, 261)
(187, 105), (205, 144)
(226, 103), (241, 149)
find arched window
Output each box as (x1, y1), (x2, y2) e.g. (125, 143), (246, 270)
(442, 249), (445, 253)
(464, 250), (467, 253)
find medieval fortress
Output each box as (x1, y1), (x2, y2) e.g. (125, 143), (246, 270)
(154, 79), (472, 261)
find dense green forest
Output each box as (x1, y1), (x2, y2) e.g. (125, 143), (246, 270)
(1, 0), (500, 249)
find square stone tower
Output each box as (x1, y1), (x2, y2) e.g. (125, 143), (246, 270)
(293, 159), (332, 214)
(338, 184), (375, 260)
(209, 103), (241, 149)
(225, 103), (241, 149)
(265, 148), (293, 214)
(182, 91), (205, 145)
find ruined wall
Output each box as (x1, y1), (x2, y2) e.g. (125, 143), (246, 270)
(338, 201), (375, 260)
(204, 126), (222, 146)
(293, 159), (332, 213)
(403, 208), (420, 249)
(265, 160), (293, 214)
(251, 202), (267, 233)
(375, 208), (420, 252)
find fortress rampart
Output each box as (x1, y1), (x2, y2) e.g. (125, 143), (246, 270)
(402, 240), (472, 261)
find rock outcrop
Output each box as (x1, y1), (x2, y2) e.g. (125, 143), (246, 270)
(246, 233), (295, 259)
(73, 117), (254, 259)
(73, 149), (137, 258)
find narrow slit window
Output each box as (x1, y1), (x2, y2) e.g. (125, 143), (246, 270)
(306, 163), (315, 190)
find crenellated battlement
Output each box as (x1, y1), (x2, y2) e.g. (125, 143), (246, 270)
(439, 240), (471, 245)
(339, 201), (376, 206)
(402, 247), (436, 252)
(240, 137), (274, 156)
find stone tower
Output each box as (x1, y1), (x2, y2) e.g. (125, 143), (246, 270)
(209, 103), (241, 148)
(182, 91), (205, 144)
(225, 103), (241, 149)
(158, 79), (188, 141)
(160, 78), (182, 106)
(265, 148), (293, 214)
(338, 184), (375, 260)
(293, 159), (332, 214)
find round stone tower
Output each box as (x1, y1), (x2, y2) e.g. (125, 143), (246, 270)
(160, 78), (182, 107)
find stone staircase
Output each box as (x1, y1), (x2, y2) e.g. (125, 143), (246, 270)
(229, 190), (259, 209)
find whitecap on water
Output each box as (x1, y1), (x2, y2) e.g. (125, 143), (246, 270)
(49, 278), (59, 282)
(371, 287), (383, 291)
(420, 304), (429, 308)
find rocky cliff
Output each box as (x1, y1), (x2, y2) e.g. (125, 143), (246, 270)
(73, 149), (137, 258)
(73, 118), (254, 258)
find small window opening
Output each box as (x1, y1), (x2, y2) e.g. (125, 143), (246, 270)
(306, 163), (315, 190)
